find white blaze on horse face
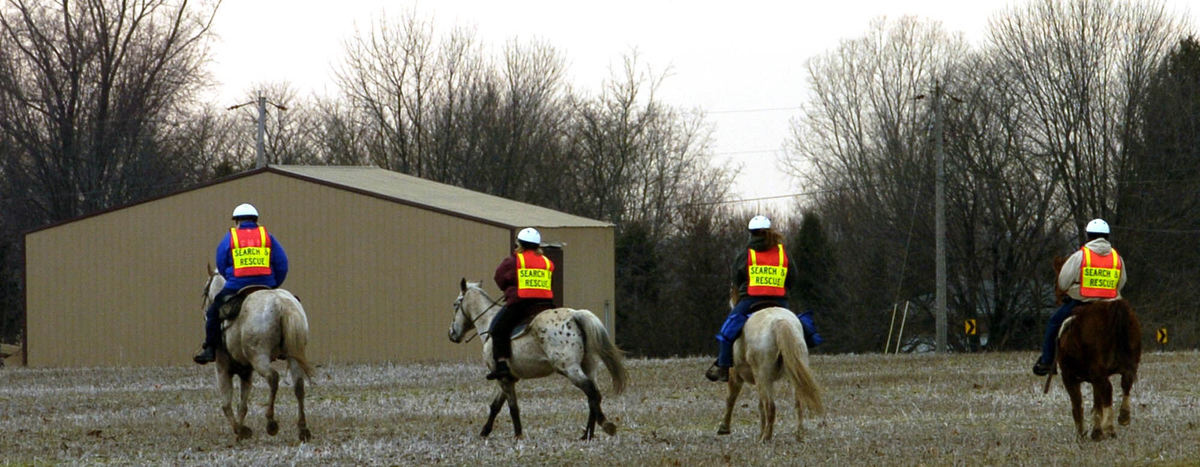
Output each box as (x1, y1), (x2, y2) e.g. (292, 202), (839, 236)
(449, 294), (469, 342)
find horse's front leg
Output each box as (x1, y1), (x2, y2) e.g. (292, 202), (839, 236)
(480, 389), (507, 438)
(216, 367), (245, 439)
(718, 372), (744, 435)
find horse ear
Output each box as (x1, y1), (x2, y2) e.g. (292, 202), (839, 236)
(206, 263), (212, 275)
(460, 277), (467, 292)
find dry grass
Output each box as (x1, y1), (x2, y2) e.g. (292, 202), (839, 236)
(1, 351), (1198, 465)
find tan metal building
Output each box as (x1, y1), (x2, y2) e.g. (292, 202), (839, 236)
(23, 165), (614, 367)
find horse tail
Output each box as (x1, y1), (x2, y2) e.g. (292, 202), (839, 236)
(571, 310), (627, 395)
(280, 301), (316, 382)
(774, 318), (824, 414)
(1111, 299), (1142, 358)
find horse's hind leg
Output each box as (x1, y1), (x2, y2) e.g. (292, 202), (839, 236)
(501, 381), (523, 439)
(792, 383), (808, 441)
(567, 367), (614, 440)
(235, 372), (254, 440)
(480, 389), (506, 438)
(756, 381), (777, 442)
(255, 358), (281, 437)
(290, 360), (311, 442)
(1064, 378), (1085, 440)
(1091, 378), (1115, 440)
(1118, 372), (1134, 426)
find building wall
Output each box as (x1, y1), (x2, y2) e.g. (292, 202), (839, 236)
(25, 172), (613, 367)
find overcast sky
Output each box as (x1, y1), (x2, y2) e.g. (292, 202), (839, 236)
(206, 0), (1198, 213)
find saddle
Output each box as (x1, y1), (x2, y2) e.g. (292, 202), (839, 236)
(217, 285), (271, 321)
(748, 301), (786, 313)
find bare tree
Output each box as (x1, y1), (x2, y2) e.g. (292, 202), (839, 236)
(985, 0), (1183, 236)
(0, 0), (217, 222)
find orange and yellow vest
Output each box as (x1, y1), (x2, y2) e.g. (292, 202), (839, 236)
(1078, 246), (1121, 299)
(516, 250), (554, 299)
(747, 244), (788, 297)
(230, 226), (272, 277)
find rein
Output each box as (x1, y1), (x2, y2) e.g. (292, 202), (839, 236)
(455, 289), (504, 344)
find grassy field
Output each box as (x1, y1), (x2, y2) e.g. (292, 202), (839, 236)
(1, 351), (1198, 465)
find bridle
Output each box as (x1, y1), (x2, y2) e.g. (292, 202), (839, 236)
(453, 286), (504, 344)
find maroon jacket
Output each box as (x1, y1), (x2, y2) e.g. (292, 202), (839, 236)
(494, 252), (555, 309)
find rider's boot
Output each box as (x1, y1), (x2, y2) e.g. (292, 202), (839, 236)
(486, 359), (514, 381)
(193, 345), (215, 365)
(704, 361), (729, 382)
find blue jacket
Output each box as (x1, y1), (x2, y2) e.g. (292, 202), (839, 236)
(216, 221), (289, 291)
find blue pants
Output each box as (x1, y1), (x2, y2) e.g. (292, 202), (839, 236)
(203, 288), (237, 349)
(798, 310), (823, 347)
(1038, 298), (1079, 365)
(715, 297), (788, 367)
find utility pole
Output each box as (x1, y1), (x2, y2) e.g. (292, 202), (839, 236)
(228, 92), (288, 169)
(933, 82), (947, 353)
(255, 94), (266, 169)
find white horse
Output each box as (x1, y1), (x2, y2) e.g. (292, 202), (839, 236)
(202, 271), (315, 441)
(718, 306), (823, 442)
(448, 279), (627, 440)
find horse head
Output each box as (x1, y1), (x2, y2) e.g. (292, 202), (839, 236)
(202, 266), (225, 314)
(1052, 255), (1068, 305)
(449, 278), (495, 343)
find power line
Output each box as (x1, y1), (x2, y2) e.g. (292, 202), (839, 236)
(707, 106), (803, 114)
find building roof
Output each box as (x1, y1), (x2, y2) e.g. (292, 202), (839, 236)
(271, 165), (610, 229)
(25, 165), (611, 235)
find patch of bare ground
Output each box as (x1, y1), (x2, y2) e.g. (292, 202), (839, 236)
(1, 352), (1197, 465)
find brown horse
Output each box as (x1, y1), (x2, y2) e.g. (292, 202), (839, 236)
(1044, 256), (1141, 440)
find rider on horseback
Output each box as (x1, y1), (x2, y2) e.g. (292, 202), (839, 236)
(194, 203), (290, 365)
(706, 215), (821, 382)
(1032, 218), (1126, 376)
(486, 227), (556, 381)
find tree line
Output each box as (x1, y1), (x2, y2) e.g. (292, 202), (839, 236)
(2, 0), (1198, 358)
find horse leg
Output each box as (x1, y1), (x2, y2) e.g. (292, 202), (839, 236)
(792, 382), (808, 442)
(293, 368), (311, 442)
(217, 367), (246, 440)
(718, 374), (744, 435)
(567, 366), (613, 440)
(261, 363), (281, 437)
(1117, 372), (1134, 426)
(235, 372), (254, 440)
(756, 381), (777, 443)
(501, 381), (523, 439)
(1095, 378), (1116, 439)
(1063, 377), (1085, 440)
(480, 389), (506, 438)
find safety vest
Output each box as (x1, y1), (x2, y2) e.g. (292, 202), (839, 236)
(515, 250), (554, 299)
(747, 244), (788, 297)
(1078, 247), (1121, 299)
(230, 226), (272, 277)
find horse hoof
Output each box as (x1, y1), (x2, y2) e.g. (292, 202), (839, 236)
(267, 420), (280, 436)
(1090, 429), (1105, 441)
(1118, 410), (1131, 426)
(236, 425), (253, 440)
(717, 426), (731, 435)
(602, 421), (617, 436)
(298, 428), (312, 442)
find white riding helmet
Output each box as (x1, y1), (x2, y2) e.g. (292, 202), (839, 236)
(748, 215), (771, 230)
(517, 227), (541, 245)
(231, 203), (259, 219)
(1085, 218), (1110, 235)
